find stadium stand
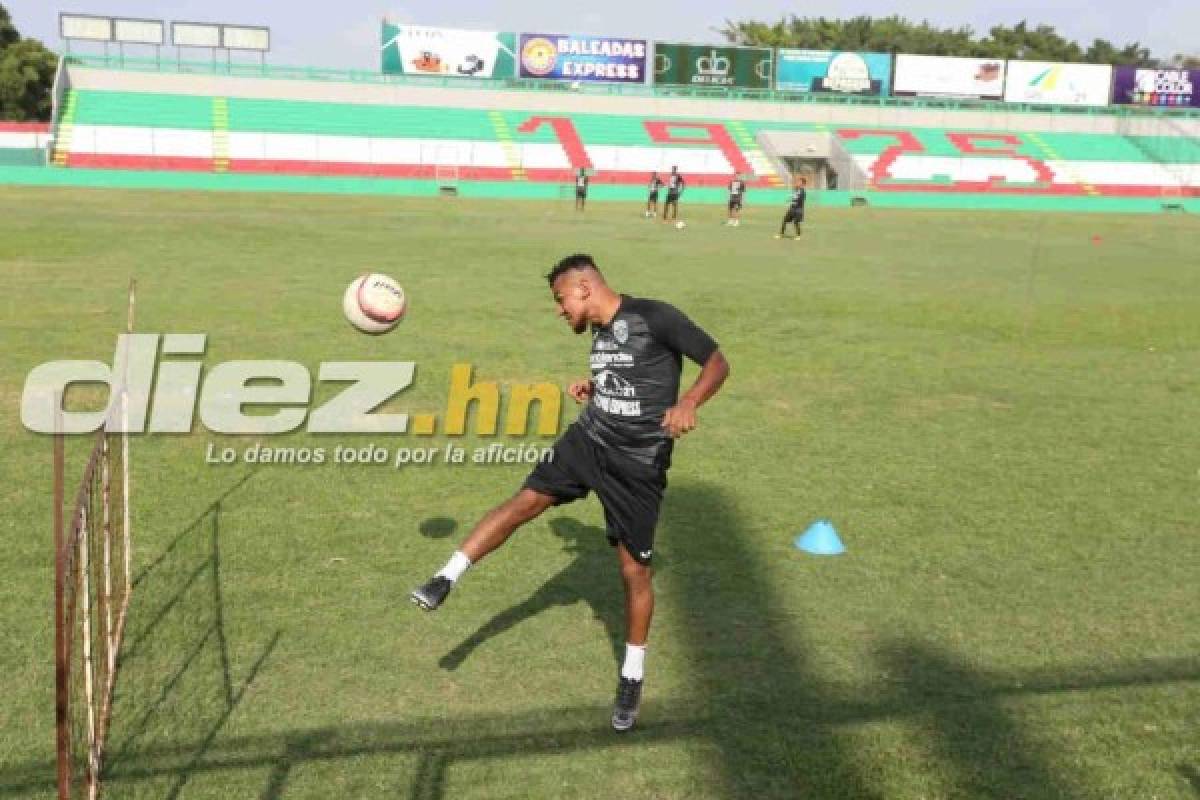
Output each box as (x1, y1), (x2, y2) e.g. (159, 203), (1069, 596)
(57, 86), (1198, 198)
(0, 123), (52, 167)
(0, 57), (1189, 210)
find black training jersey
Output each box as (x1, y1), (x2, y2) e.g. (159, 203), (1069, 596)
(729, 179), (745, 198)
(577, 295), (718, 467)
(576, 173), (589, 190)
(667, 173), (685, 193)
(789, 188), (807, 209)
(648, 175), (663, 191)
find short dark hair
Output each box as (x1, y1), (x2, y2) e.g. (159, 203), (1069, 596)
(546, 253), (598, 286)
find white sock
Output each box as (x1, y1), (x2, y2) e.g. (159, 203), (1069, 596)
(436, 551), (472, 583)
(621, 643), (646, 681)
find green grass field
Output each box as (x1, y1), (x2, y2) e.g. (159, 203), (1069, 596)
(2, 186), (1198, 799)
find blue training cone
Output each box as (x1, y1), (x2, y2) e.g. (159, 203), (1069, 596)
(794, 519), (845, 555)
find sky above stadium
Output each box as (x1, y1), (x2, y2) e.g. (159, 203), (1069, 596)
(6, 0), (1196, 66)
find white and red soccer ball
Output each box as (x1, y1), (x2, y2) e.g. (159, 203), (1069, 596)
(343, 273), (407, 334)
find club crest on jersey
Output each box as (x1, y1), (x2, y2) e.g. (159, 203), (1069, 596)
(613, 319), (629, 344)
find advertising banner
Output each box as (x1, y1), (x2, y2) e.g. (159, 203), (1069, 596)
(1112, 66), (1198, 107)
(1004, 61), (1112, 106)
(775, 49), (891, 95)
(382, 23), (516, 78)
(893, 54), (1006, 99)
(517, 33), (648, 83)
(653, 43), (772, 89)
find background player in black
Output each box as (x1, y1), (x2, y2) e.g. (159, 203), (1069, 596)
(645, 171), (663, 218)
(777, 176), (807, 239)
(662, 166), (685, 223)
(574, 167), (589, 212)
(726, 174), (746, 227)
(411, 254), (730, 733)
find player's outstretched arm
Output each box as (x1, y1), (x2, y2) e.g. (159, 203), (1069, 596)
(568, 379), (595, 404)
(662, 350), (730, 438)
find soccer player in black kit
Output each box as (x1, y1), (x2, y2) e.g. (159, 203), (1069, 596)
(412, 254), (730, 733)
(726, 174), (746, 227)
(645, 171), (663, 217)
(776, 176), (807, 239)
(574, 167), (589, 212)
(662, 166), (685, 223)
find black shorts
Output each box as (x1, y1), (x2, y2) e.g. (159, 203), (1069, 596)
(523, 423), (667, 565)
(665, 192), (680, 205)
(648, 190), (660, 203)
(784, 208), (804, 223)
(728, 197), (743, 210)
(576, 189), (587, 199)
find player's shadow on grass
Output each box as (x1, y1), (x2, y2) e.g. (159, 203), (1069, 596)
(1181, 763), (1200, 795)
(663, 481), (1109, 799)
(437, 517), (627, 672)
(7, 475), (1195, 799)
(876, 639), (1083, 798)
(662, 481), (888, 799)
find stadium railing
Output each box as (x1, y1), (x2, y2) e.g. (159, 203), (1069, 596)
(63, 54), (1200, 123)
